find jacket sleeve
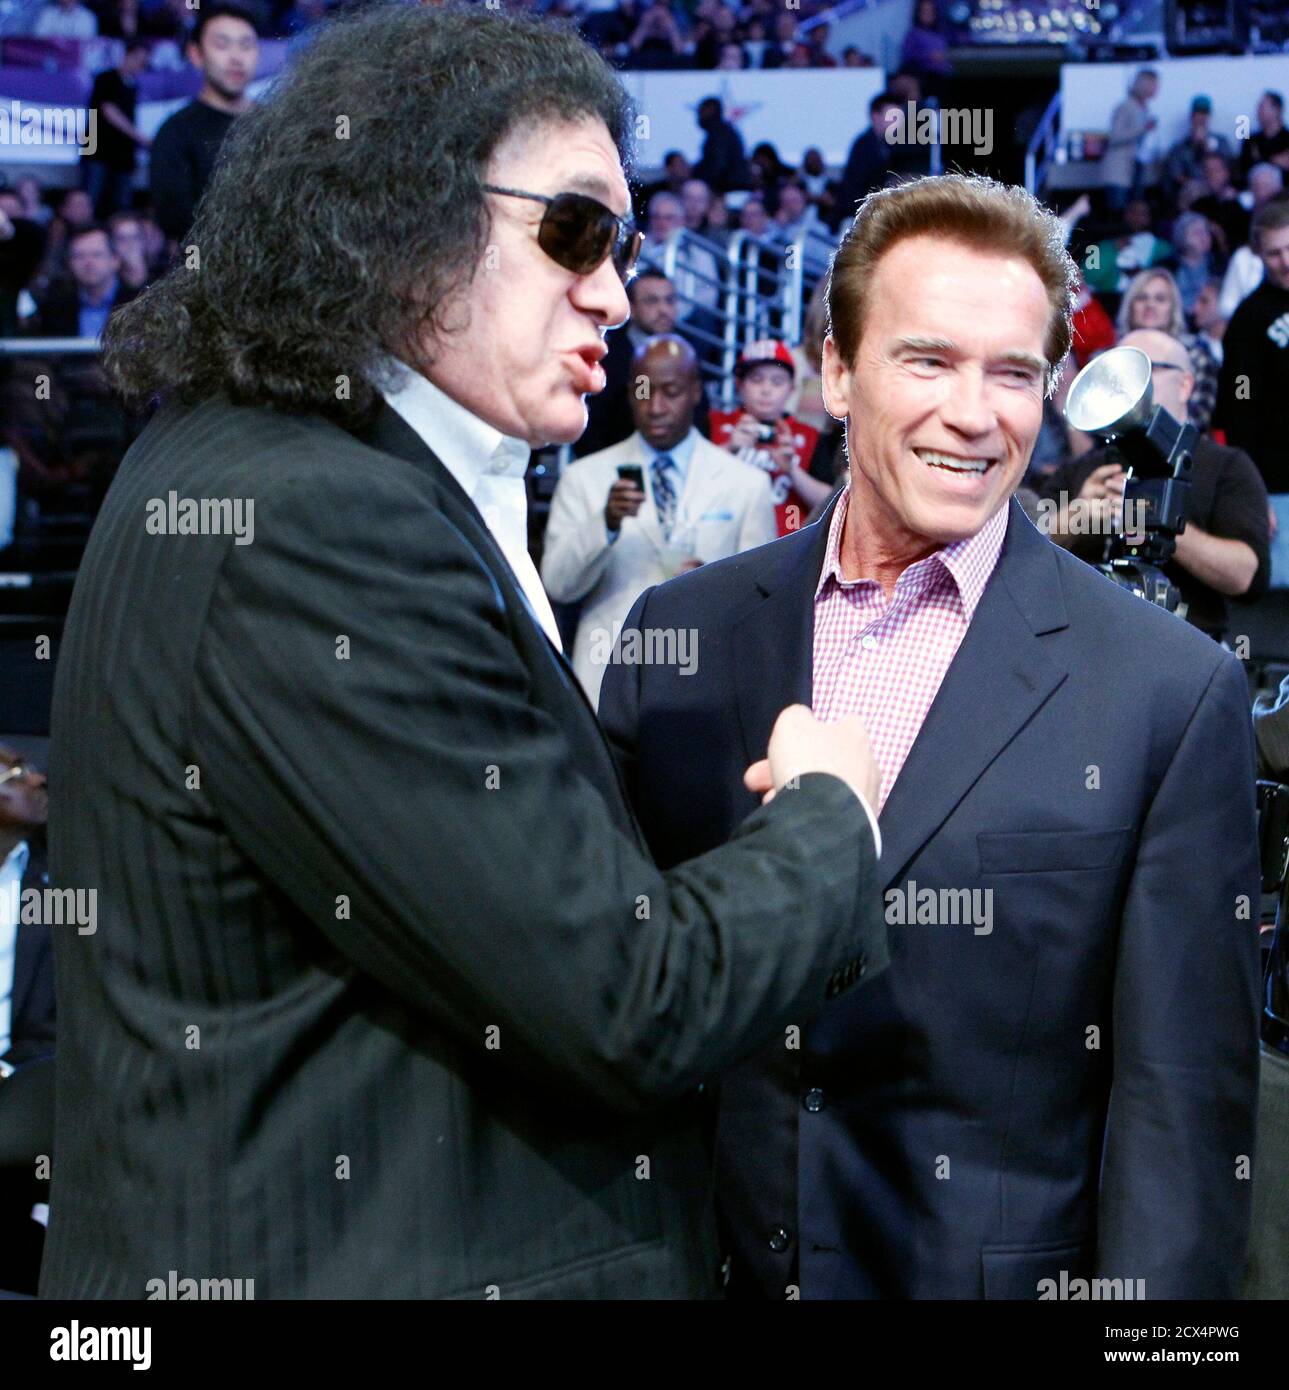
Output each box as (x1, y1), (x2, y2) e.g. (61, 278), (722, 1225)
(192, 464), (879, 1113)
(1095, 651), (1261, 1297)
(738, 470), (777, 552)
(539, 461), (617, 604)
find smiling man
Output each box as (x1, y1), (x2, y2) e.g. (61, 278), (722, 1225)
(601, 173), (1262, 1299)
(40, 5), (889, 1299)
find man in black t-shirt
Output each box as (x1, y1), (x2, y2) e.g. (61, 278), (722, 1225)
(81, 42), (151, 218)
(1042, 329), (1269, 643)
(149, 3), (259, 246)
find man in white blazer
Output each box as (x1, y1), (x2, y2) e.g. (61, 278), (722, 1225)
(543, 335), (776, 706)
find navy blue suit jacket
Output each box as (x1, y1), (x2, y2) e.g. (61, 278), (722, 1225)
(600, 495), (1262, 1299)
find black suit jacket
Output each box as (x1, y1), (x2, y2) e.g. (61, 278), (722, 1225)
(39, 395), (886, 1298)
(601, 495), (1261, 1299)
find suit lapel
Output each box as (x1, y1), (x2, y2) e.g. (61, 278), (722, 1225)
(353, 404), (647, 845)
(732, 499), (838, 767)
(875, 501), (1070, 888)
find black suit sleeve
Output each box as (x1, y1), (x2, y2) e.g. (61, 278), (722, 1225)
(1096, 651), (1261, 1297)
(192, 466), (875, 1113)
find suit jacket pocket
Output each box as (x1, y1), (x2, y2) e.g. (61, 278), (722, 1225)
(977, 826), (1132, 876)
(981, 1239), (1091, 1299)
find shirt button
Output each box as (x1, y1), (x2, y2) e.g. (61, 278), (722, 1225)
(488, 456), (510, 475)
(861, 634), (878, 651)
(804, 1088), (825, 1113)
(768, 1226), (792, 1253)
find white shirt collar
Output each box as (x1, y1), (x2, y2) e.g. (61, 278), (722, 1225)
(0, 841), (28, 885)
(380, 357), (530, 498)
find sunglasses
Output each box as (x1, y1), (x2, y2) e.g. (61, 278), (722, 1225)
(482, 185), (643, 283)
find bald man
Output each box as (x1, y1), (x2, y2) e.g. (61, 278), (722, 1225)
(542, 335), (775, 706)
(1040, 329), (1270, 642)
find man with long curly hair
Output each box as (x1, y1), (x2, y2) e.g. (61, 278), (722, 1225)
(40, 2), (886, 1299)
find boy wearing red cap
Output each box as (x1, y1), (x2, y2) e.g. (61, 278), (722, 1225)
(708, 338), (833, 536)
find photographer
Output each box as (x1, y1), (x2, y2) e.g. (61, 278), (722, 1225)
(1040, 329), (1270, 643)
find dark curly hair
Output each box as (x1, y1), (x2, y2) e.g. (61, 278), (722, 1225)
(105, 2), (635, 428)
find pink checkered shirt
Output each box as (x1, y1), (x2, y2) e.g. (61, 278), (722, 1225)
(813, 488), (1010, 813)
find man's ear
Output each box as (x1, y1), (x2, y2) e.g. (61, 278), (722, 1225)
(821, 334), (851, 421)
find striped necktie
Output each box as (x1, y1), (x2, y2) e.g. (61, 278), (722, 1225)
(651, 453), (677, 538)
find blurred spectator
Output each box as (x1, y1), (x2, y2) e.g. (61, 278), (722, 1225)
(628, 1), (686, 69)
(1102, 68), (1159, 213)
(1192, 278), (1227, 368)
(34, 0), (99, 39)
(1043, 328), (1268, 644)
(804, 22), (836, 69)
(1192, 152), (1250, 257)
(1163, 96), (1234, 202)
(1082, 198), (1171, 297)
(26, 225), (139, 338)
(0, 192), (46, 339)
(13, 179), (52, 229)
(1167, 211), (1221, 319)
(1115, 267), (1218, 432)
(634, 149), (689, 222)
(704, 194), (730, 242)
(841, 45), (875, 68)
(715, 39), (745, 70)
(81, 42), (152, 220)
(740, 17), (770, 68)
(97, 0), (143, 40)
(707, 337), (831, 534)
(692, 96), (750, 193)
(0, 748), (53, 1298)
(747, 141), (790, 208)
(835, 90), (928, 230)
(692, 4), (739, 68)
(107, 211), (157, 292)
(769, 178), (819, 242)
(578, 0), (643, 57)
(36, 189), (95, 291)
(738, 195), (769, 236)
(1220, 170), (1286, 317)
(150, 4), (259, 244)
(762, 12), (797, 69)
(1238, 91), (1289, 182)
(1215, 198), (1289, 499)
(680, 177), (714, 234)
(784, 42), (812, 69)
(900, 0), (951, 98)
(543, 335), (775, 706)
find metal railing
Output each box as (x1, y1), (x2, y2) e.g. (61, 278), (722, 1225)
(1024, 91), (1062, 197)
(644, 222), (839, 408)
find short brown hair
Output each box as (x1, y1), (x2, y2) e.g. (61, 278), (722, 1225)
(826, 173), (1077, 398)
